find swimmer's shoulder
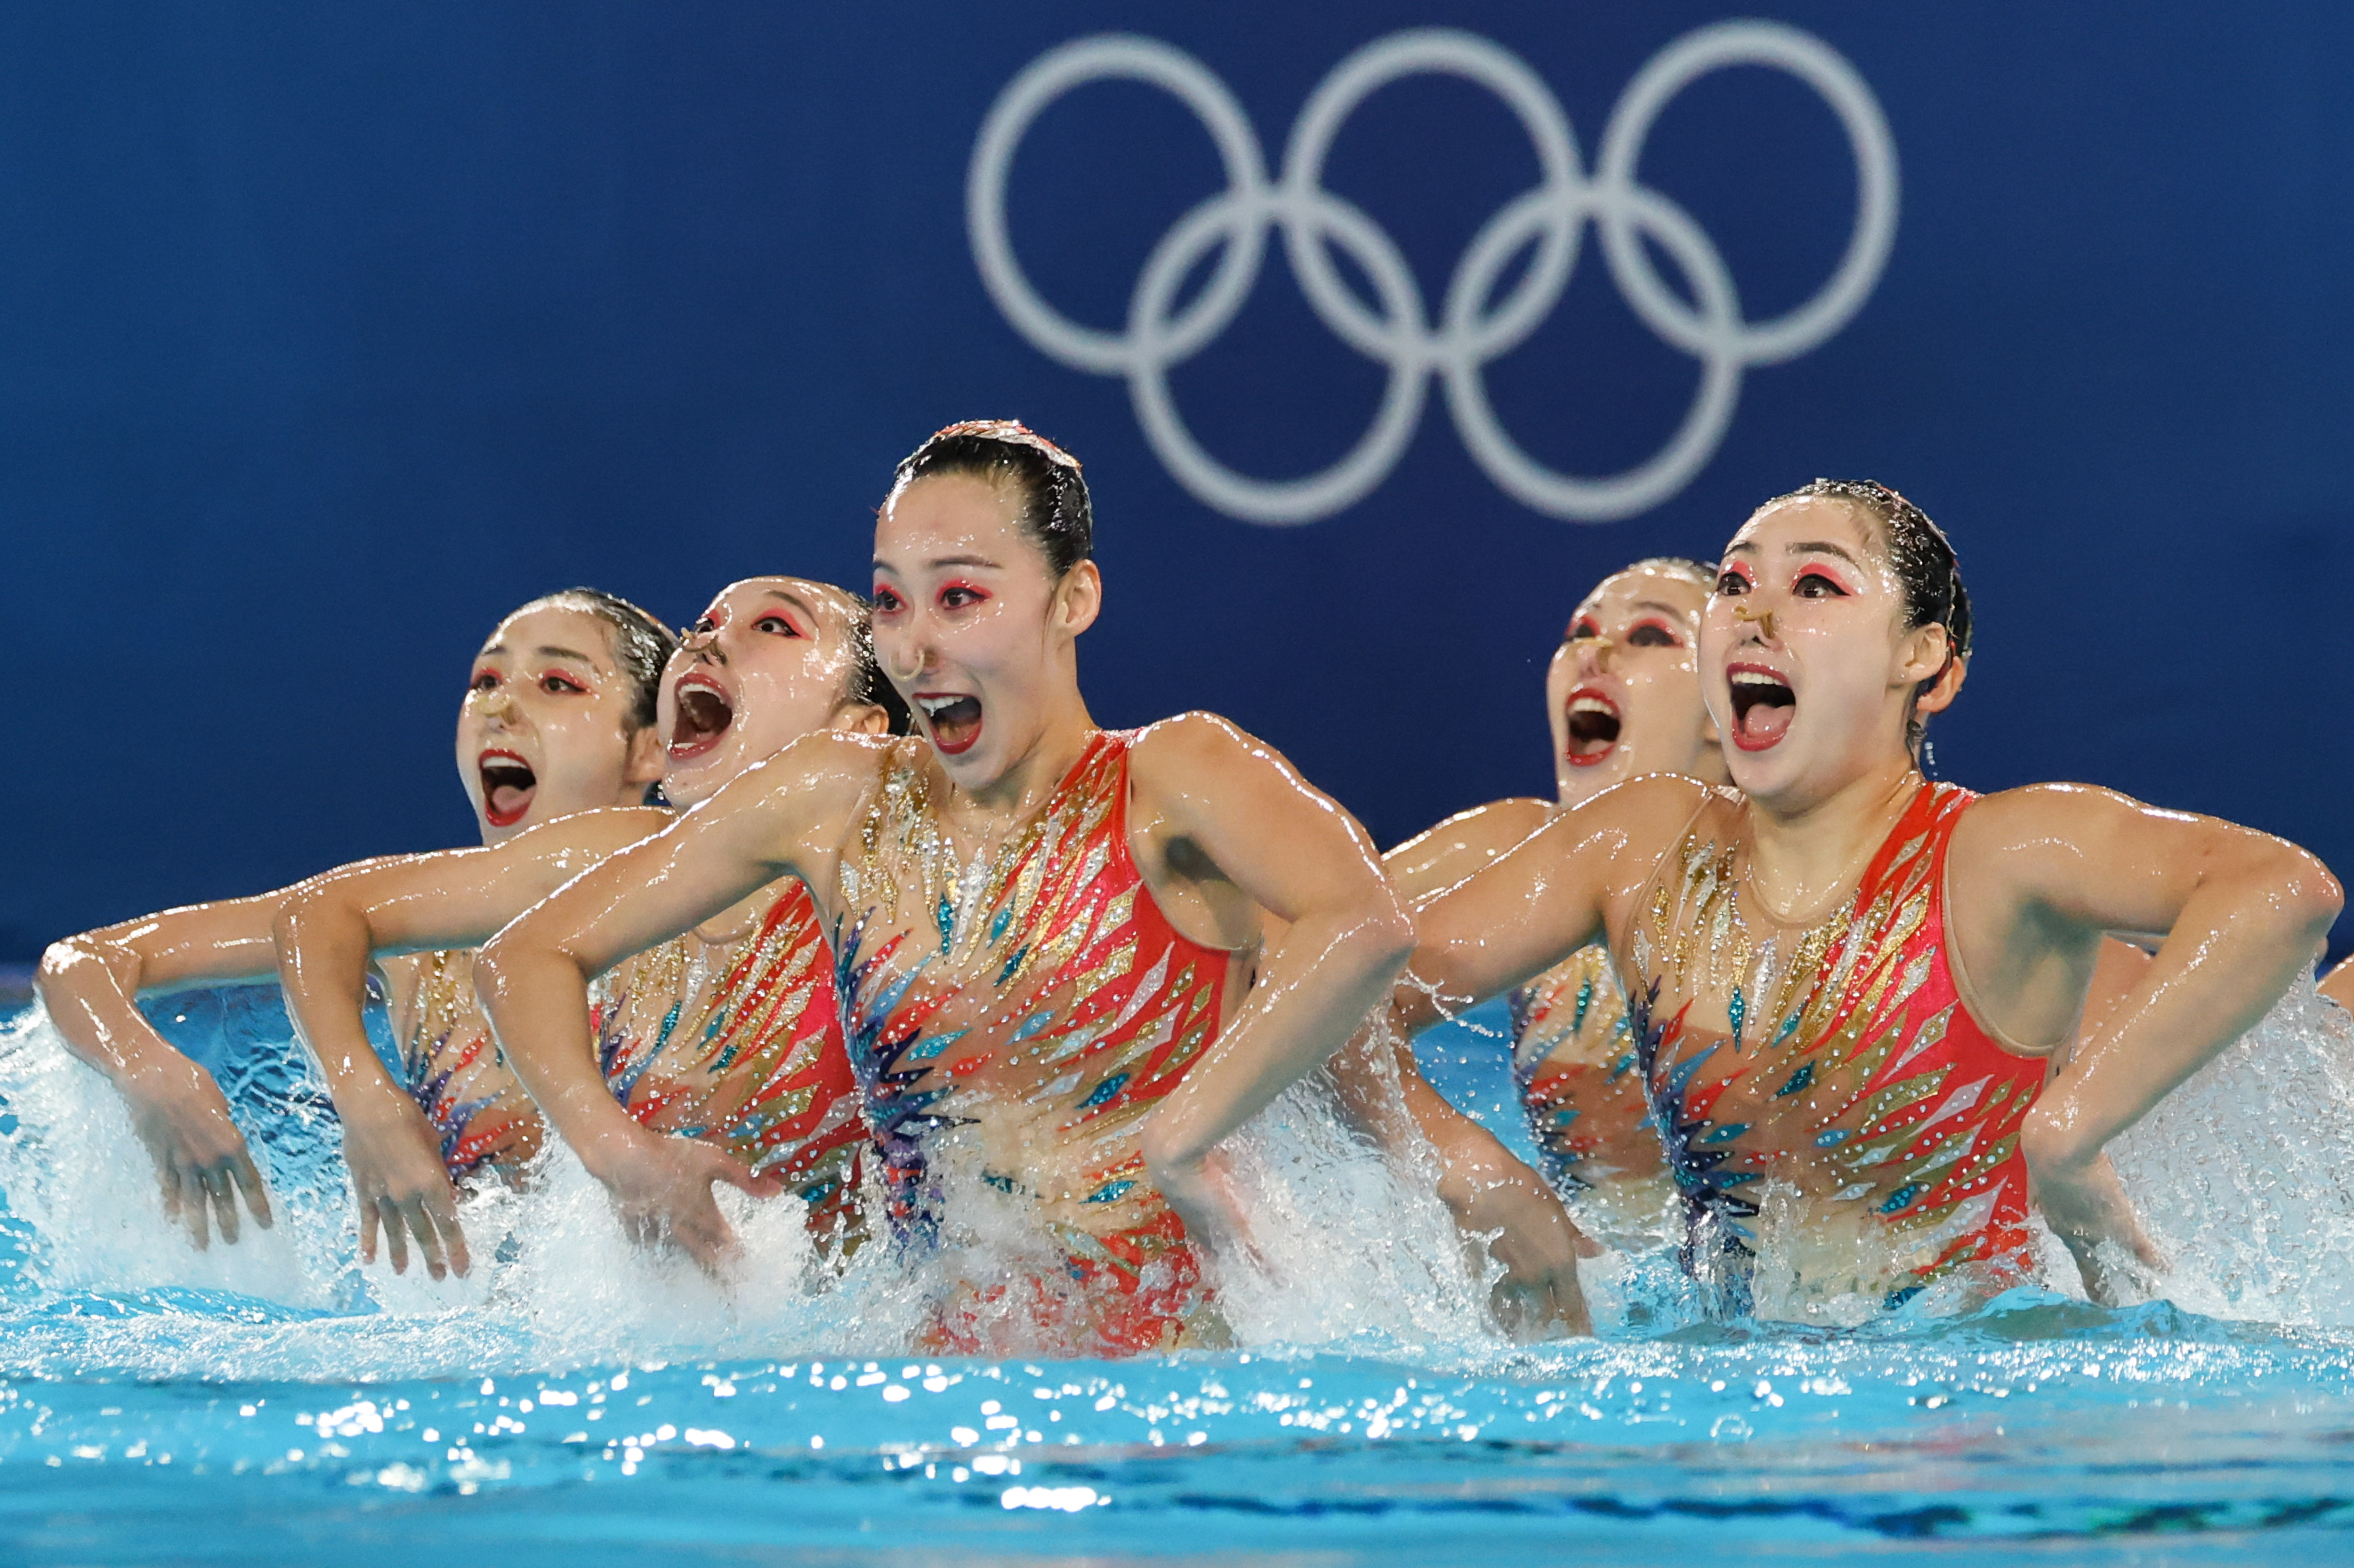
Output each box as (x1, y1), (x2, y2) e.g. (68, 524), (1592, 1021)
(1945, 780), (2155, 862)
(1122, 710), (1298, 794)
(1126, 709), (1252, 760)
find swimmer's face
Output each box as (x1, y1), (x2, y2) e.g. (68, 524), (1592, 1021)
(1544, 565), (1723, 807)
(455, 604), (661, 845)
(658, 577), (886, 809)
(870, 472), (1100, 791)
(1702, 497), (1950, 806)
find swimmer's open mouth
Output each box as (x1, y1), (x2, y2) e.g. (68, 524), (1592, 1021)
(670, 675), (733, 762)
(915, 692), (983, 756)
(1564, 687), (1621, 768)
(1729, 664), (1796, 752)
(479, 749), (538, 828)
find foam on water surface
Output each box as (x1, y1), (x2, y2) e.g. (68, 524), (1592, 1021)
(2, 987), (2354, 1562)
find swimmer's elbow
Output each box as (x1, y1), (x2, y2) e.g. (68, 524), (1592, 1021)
(33, 935), (99, 1008)
(270, 876), (360, 957)
(267, 886), (312, 955)
(35, 931), (145, 1010)
(2240, 838), (2342, 937)
(1344, 890), (1417, 980)
(2288, 855), (2343, 935)
(472, 929), (522, 1003)
(1372, 907), (1419, 976)
(474, 919), (584, 1006)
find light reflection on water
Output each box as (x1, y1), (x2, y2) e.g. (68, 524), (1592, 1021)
(2, 989), (2353, 1563)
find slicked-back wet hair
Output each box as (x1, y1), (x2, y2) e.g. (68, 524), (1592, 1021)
(891, 419), (1092, 578)
(515, 587), (678, 732)
(1762, 478), (1972, 752)
(1620, 556), (1718, 594)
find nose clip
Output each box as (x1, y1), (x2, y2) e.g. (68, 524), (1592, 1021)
(681, 624), (722, 659)
(1733, 604), (1777, 641)
(1579, 635), (1617, 672)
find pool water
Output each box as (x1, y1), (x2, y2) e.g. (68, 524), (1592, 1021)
(3, 987), (2353, 1565)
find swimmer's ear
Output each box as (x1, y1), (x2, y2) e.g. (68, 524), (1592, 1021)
(622, 724), (666, 788)
(1052, 560), (1102, 638)
(1893, 621), (1951, 692)
(830, 702), (892, 737)
(1917, 650), (1968, 716)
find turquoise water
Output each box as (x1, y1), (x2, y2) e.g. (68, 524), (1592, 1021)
(3, 990), (2354, 1564)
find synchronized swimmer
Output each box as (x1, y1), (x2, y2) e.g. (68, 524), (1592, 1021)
(33, 430), (2346, 1351)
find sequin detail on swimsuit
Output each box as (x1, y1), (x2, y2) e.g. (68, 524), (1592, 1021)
(833, 731), (1234, 1355)
(590, 881), (868, 1238)
(1510, 946), (1663, 1196)
(390, 949), (543, 1179)
(1623, 781), (2047, 1311)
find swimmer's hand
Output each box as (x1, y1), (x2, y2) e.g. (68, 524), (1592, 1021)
(121, 1055), (273, 1250)
(1147, 1147), (1272, 1278)
(586, 1131), (784, 1275)
(2021, 1124), (2166, 1305)
(1433, 1126), (1599, 1339)
(341, 1089), (469, 1280)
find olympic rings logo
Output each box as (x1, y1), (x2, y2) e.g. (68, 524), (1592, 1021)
(968, 24), (1898, 525)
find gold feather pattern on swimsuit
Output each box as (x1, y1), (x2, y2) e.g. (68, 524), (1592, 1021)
(1509, 946), (1666, 1206)
(389, 949), (544, 1178)
(590, 881), (868, 1240)
(1620, 781), (2048, 1312)
(834, 731), (1234, 1356)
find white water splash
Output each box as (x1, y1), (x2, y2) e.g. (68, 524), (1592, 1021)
(2111, 975), (2354, 1327)
(0, 997), (1528, 1375)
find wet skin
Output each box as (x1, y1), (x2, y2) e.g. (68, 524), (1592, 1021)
(1387, 564), (1722, 906)
(472, 469), (1414, 1308)
(1369, 566), (1719, 1315)
(2321, 956), (2354, 1012)
(1378, 494), (2340, 1305)
(34, 603), (664, 1253)
(271, 578), (890, 1278)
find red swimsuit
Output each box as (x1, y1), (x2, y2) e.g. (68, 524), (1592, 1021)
(832, 731), (1237, 1356)
(385, 949), (543, 1179)
(591, 882), (869, 1241)
(1623, 780), (2048, 1309)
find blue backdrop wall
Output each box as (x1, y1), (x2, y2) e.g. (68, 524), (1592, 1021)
(6, 2), (2353, 961)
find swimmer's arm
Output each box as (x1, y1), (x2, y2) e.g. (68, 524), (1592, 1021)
(475, 736), (877, 1265)
(35, 894), (319, 1243)
(39, 896), (288, 1085)
(1127, 716), (1416, 1189)
(2320, 951), (2354, 1012)
(1339, 777), (1669, 1264)
(1346, 784), (1673, 1336)
(1383, 797), (1554, 904)
(1964, 785), (2339, 1166)
(1959, 787), (2337, 1299)
(273, 809), (668, 1115)
(1384, 777), (1688, 1039)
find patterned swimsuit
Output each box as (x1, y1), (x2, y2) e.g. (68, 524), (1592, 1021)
(1510, 946), (1670, 1234)
(832, 731), (1238, 1356)
(1621, 780), (2048, 1311)
(590, 882), (869, 1241)
(384, 950), (543, 1178)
